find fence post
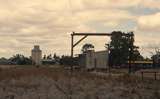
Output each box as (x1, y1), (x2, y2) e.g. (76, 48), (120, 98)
(154, 72), (157, 80)
(141, 72), (143, 80)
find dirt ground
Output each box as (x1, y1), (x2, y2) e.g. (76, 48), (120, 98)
(0, 66), (160, 99)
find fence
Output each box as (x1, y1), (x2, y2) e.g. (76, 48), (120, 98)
(141, 71), (159, 80)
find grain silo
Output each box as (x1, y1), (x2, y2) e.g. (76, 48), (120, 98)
(31, 45), (42, 66)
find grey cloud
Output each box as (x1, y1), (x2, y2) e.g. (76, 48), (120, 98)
(0, 0), (159, 57)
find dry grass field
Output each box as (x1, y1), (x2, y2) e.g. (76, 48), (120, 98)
(0, 65), (159, 99)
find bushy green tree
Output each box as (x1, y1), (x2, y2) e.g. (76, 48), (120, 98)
(107, 31), (143, 66)
(53, 53), (60, 62)
(0, 57), (9, 65)
(81, 43), (94, 53)
(9, 54), (32, 65)
(151, 49), (160, 67)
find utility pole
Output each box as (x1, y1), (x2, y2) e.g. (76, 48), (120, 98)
(106, 44), (111, 74)
(129, 47), (132, 74)
(128, 32), (134, 74)
(69, 32), (74, 99)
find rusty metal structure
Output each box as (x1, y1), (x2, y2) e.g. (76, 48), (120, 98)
(71, 32), (112, 59)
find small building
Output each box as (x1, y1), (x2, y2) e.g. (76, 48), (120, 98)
(79, 50), (109, 70)
(41, 59), (56, 65)
(31, 45), (42, 65)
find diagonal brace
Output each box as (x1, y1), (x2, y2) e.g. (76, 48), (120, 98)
(73, 35), (88, 48)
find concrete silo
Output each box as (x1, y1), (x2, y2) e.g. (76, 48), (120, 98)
(31, 45), (42, 66)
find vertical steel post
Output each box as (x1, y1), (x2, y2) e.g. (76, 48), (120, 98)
(128, 33), (134, 74)
(141, 72), (144, 80)
(106, 44), (110, 74)
(71, 33), (74, 58)
(69, 33), (74, 99)
(129, 48), (132, 74)
(154, 72), (157, 80)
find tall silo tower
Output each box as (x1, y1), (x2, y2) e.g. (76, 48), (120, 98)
(31, 45), (42, 66)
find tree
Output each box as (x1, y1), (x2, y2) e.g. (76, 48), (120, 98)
(43, 55), (47, 59)
(9, 54), (32, 65)
(53, 53), (60, 63)
(59, 55), (78, 66)
(132, 46), (144, 61)
(0, 57), (9, 65)
(47, 54), (52, 59)
(151, 48), (160, 67)
(81, 43), (94, 53)
(107, 31), (143, 66)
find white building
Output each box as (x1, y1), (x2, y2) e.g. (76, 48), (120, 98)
(79, 50), (109, 70)
(31, 45), (42, 65)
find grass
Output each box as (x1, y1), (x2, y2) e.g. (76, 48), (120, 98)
(0, 65), (160, 99)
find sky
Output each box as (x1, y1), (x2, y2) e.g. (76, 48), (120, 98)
(0, 0), (160, 58)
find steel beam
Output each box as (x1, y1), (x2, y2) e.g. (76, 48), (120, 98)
(73, 35), (88, 48)
(72, 33), (112, 36)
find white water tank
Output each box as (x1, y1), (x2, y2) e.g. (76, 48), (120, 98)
(31, 45), (42, 65)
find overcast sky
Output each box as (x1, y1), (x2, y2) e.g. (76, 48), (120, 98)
(0, 0), (160, 58)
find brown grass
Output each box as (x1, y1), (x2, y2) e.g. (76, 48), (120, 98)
(0, 66), (159, 88)
(0, 66), (160, 99)
(0, 66), (68, 81)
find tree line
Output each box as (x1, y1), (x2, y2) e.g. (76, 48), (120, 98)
(0, 53), (78, 66)
(0, 54), (32, 65)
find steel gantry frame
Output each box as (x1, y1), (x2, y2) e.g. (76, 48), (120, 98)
(71, 32), (112, 58)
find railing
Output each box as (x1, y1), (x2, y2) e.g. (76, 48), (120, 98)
(141, 71), (159, 80)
